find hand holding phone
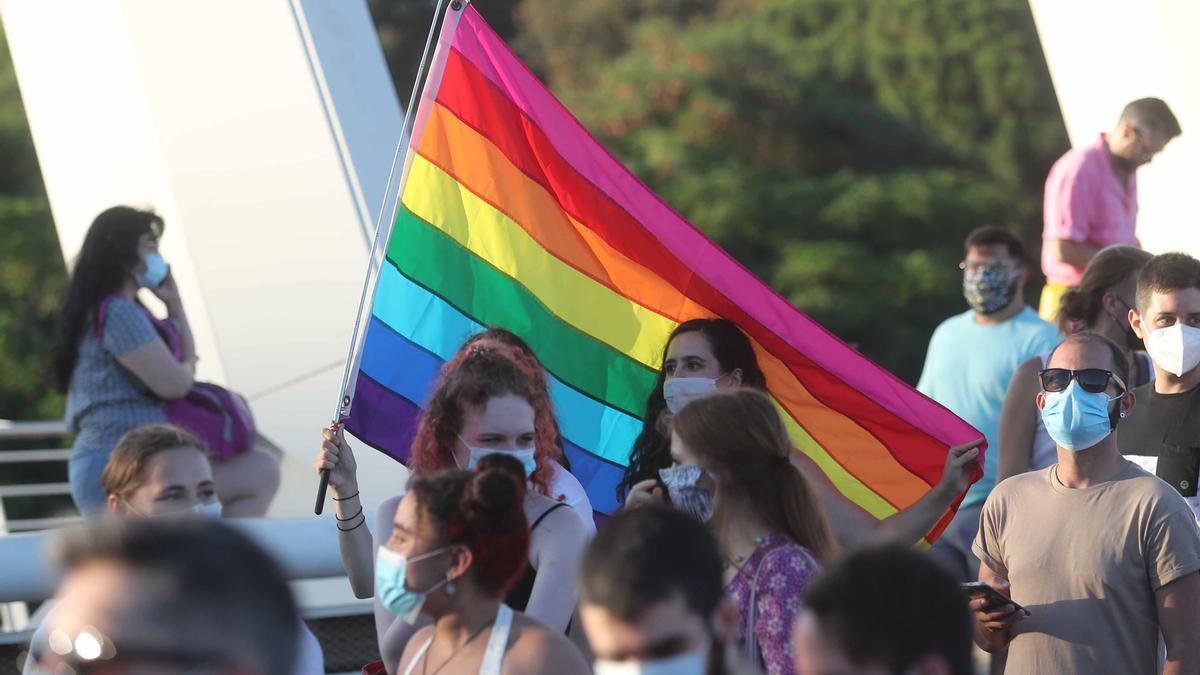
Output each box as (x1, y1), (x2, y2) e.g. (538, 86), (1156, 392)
(961, 581), (1025, 613)
(963, 580), (1030, 637)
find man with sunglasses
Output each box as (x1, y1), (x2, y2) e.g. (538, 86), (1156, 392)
(1039, 97), (1182, 321)
(971, 332), (1200, 675)
(1120, 253), (1200, 521)
(25, 518), (300, 675)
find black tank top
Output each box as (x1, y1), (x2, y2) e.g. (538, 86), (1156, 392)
(504, 502), (570, 612)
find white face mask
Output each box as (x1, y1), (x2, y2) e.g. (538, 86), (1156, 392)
(125, 498), (222, 519)
(457, 435), (537, 478)
(662, 377), (719, 414)
(1146, 323), (1200, 377)
(594, 649), (707, 675)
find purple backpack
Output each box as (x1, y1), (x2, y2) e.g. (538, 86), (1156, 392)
(98, 295), (255, 460)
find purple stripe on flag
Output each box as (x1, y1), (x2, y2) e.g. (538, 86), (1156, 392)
(342, 372), (420, 464)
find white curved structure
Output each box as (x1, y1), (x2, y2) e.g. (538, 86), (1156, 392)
(1030, 0), (1200, 255)
(0, 0), (413, 523)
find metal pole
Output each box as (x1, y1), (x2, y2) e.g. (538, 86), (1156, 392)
(316, 0), (455, 514)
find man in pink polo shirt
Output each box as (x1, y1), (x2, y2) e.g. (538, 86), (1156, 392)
(1040, 98), (1182, 321)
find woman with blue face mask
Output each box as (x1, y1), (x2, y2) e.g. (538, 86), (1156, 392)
(315, 348), (589, 674)
(383, 455), (589, 675)
(49, 206), (280, 517)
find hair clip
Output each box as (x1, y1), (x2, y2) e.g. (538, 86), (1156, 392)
(468, 344), (492, 357)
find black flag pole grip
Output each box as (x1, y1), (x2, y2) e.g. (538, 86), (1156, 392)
(315, 419), (339, 515)
(315, 468), (331, 515)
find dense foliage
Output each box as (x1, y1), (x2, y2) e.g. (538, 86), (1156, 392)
(0, 0), (1068, 420)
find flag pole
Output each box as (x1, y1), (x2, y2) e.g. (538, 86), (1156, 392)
(316, 0), (462, 514)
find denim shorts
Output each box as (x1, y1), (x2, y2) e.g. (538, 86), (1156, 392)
(69, 447), (113, 515)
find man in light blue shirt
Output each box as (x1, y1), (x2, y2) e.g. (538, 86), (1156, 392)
(918, 225), (1061, 581)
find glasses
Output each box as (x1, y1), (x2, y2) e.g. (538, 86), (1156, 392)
(25, 626), (227, 675)
(1039, 368), (1126, 395)
(958, 259), (1014, 274)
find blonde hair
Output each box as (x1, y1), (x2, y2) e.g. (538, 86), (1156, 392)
(101, 424), (210, 498)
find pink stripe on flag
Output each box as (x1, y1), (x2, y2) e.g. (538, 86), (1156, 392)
(450, 7), (973, 445)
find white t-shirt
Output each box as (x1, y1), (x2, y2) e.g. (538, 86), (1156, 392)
(548, 462), (595, 534)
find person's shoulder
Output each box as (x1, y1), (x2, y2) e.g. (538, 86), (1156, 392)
(1012, 307), (1060, 334)
(547, 463), (592, 512)
(760, 538), (821, 576)
(528, 495), (588, 540)
(990, 466), (1052, 501)
(397, 625), (434, 671)
(1119, 462), (1183, 498)
(929, 310), (975, 339)
(506, 613), (590, 674)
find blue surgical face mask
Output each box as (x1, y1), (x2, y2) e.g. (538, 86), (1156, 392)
(1040, 381), (1121, 451)
(375, 546), (452, 623)
(459, 435), (537, 479)
(136, 252), (169, 288)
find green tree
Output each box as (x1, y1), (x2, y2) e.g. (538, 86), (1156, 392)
(0, 23), (65, 421)
(516, 0), (1069, 381)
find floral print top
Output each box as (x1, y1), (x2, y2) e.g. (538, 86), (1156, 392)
(724, 533), (820, 675)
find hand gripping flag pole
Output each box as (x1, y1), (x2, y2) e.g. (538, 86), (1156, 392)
(315, 0), (469, 514)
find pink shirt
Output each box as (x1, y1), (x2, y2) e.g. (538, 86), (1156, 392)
(1042, 133), (1138, 285)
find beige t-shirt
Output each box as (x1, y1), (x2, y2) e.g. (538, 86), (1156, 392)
(973, 462), (1200, 675)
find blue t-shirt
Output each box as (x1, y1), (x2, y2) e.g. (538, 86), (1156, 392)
(65, 297), (168, 452)
(917, 306), (1061, 507)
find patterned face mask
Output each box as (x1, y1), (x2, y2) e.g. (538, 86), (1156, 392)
(962, 262), (1018, 314)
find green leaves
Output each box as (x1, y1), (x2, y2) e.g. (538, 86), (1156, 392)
(515, 0), (1067, 381)
(0, 24), (66, 420)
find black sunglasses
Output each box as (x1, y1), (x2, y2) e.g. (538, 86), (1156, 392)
(1039, 368), (1126, 395)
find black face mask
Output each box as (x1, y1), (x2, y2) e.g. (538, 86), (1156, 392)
(1108, 297), (1141, 351)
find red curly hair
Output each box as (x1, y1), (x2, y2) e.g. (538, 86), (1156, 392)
(409, 338), (556, 495)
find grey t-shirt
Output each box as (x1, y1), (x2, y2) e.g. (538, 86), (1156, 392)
(974, 462), (1200, 675)
(64, 297), (167, 451)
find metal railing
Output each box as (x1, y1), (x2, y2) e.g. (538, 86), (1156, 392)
(0, 420), (79, 535)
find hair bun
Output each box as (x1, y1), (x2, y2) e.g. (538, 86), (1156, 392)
(463, 454), (526, 524)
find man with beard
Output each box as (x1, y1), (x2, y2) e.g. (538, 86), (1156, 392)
(918, 225), (1060, 582)
(1039, 98), (1181, 321)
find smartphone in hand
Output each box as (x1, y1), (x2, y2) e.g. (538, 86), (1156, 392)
(961, 581), (1026, 614)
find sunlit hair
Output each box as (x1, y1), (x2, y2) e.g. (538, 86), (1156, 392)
(407, 454), (530, 596)
(101, 424), (210, 500)
(618, 318), (767, 500)
(409, 347), (552, 494)
(671, 388), (836, 564)
(1057, 245), (1151, 333)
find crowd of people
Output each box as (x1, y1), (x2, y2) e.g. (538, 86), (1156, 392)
(21, 97), (1197, 674)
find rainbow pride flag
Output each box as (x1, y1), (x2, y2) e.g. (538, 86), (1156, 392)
(340, 3), (982, 535)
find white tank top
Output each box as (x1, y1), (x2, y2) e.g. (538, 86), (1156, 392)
(402, 604), (514, 675)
